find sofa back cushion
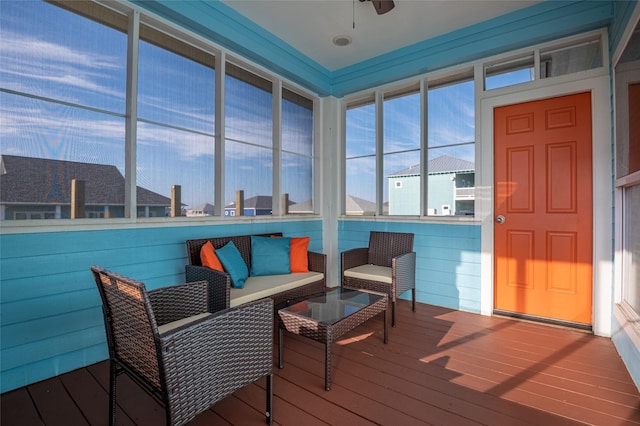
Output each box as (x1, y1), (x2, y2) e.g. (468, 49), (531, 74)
(289, 236), (310, 272)
(186, 233), (282, 268)
(250, 236), (290, 276)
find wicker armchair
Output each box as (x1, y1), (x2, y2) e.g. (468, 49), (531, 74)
(91, 266), (273, 426)
(340, 231), (416, 327)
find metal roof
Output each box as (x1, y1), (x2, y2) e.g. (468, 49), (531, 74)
(389, 155), (475, 177)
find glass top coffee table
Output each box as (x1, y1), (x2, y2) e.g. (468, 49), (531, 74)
(277, 287), (388, 391)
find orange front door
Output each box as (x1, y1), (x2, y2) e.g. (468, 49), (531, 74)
(494, 92), (593, 325)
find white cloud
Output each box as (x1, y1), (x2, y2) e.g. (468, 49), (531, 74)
(0, 31), (125, 101)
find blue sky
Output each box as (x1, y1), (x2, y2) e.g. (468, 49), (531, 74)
(346, 81), (476, 202)
(0, 1), (317, 208)
(1, 0), (528, 210)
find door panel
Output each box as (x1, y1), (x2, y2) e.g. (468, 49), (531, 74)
(494, 92), (592, 325)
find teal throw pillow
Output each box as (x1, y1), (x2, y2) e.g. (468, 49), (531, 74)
(216, 241), (248, 289)
(251, 236), (291, 276)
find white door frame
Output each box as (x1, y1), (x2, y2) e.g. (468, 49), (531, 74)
(478, 75), (613, 337)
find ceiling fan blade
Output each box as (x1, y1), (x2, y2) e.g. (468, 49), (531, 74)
(372, 0), (395, 15)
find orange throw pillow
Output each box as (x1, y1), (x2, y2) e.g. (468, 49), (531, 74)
(289, 236), (310, 273)
(200, 241), (224, 271)
(270, 235), (310, 272)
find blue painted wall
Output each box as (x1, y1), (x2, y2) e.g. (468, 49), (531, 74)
(612, 313), (640, 389)
(133, 0), (333, 96)
(331, 1), (613, 97)
(0, 220), (322, 393)
(338, 221), (481, 313)
(3, 0), (639, 395)
(135, 1), (613, 98)
(609, 0), (638, 53)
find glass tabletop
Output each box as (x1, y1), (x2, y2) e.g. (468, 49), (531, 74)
(280, 287), (384, 325)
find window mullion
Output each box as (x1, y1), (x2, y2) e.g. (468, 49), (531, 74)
(273, 79), (283, 216)
(125, 9), (140, 219)
(375, 90), (384, 216)
(420, 78), (428, 217)
(215, 52), (226, 217)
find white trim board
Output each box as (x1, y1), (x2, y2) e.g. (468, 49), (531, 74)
(479, 75), (613, 337)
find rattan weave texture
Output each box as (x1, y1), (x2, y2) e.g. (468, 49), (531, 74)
(91, 266), (274, 426)
(341, 231), (416, 326)
(278, 288), (387, 391)
(185, 234), (326, 309)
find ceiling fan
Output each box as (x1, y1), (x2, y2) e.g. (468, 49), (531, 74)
(359, 0), (395, 15)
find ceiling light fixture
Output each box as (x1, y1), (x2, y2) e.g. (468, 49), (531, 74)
(332, 35), (352, 47)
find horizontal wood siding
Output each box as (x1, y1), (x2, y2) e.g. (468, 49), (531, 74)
(331, 1), (612, 97)
(0, 220), (323, 393)
(136, 1), (612, 98)
(134, 0), (332, 96)
(612, 312), (640, 390)
(338, 220), (481, 313)
(609, 0), (638, 54)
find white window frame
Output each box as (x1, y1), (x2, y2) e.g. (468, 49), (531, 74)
(0, 0), (320, 235)
(612, 7), (640, 351)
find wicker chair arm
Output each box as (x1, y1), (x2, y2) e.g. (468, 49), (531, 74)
(307, 251), (326, 274)
(147, 280), (209, 326)
(185, 265), (230, 313)
(158, 298), (274, 425)
(392, 251), (416, 296)
(340, 247), (369, 274)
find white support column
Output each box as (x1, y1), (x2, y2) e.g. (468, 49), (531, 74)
(321, 96), (341, 287)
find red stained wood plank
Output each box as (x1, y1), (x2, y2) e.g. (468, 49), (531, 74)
(60, 365), (136, 426)
(0, 387), (43, 426)
(2, 301), (638, 426)
(28, 377), (88, 426)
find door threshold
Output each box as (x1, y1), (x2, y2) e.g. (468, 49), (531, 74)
(493, 310), (592, 333)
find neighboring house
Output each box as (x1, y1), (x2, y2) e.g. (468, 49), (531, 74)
(192, 198), (309, 216)
(224, 195), (296, 216)
(186, 202), (215, 217)
(288, 199), (313, 214)
(345, 194), (377, 215)
(388, 155), (475, 216)
(0, 155), (171, 219)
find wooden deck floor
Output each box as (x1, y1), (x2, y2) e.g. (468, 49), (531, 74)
(2, 301), (639, 426)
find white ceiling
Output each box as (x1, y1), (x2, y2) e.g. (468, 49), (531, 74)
(222, 0), (541, 70)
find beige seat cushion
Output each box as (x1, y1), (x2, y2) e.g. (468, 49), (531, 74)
(343, 264), (392, 284)
(230, 271), (324, 307)
(158, 312), (210, 334)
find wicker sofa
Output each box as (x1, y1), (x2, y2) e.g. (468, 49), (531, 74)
(186, 233), (326, 311)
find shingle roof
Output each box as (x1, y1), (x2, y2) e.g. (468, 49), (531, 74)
(190, 203), (215, 213)
(225, 195), (295, 209)
(389, 155), (475, 177)
(288, 199), (312, 212)
(0, 155), (171, 206)
(345, 194), (376, 213)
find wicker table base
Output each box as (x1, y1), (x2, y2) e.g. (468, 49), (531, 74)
(278, 287), (388, 391)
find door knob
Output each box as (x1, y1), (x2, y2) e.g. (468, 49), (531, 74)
(496, 215), (506, 224)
